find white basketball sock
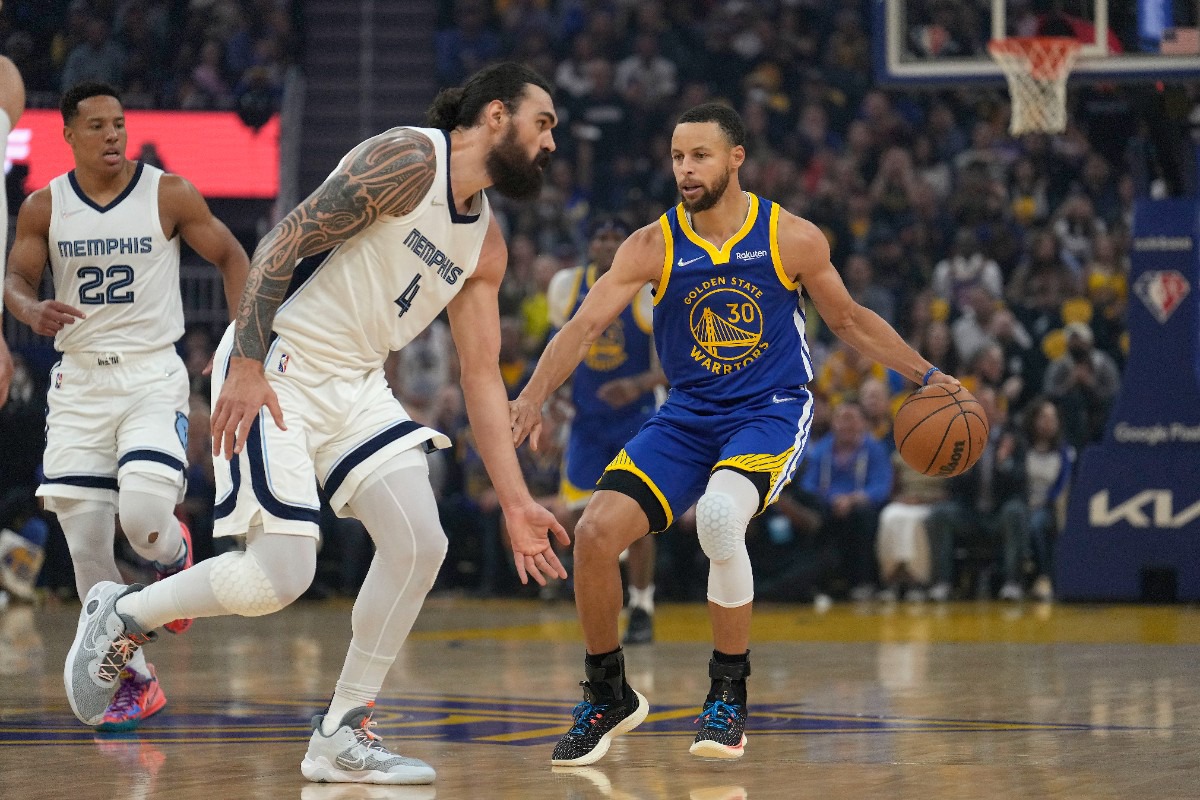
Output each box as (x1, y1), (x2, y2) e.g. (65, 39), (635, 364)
(628, 584), (655, 614)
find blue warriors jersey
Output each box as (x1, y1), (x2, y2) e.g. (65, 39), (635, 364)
(654, 193), (813, 406)
(565, 264), (656, 420)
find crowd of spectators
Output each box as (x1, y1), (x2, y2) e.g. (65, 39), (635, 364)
(0, 0), (297, 112)
(426, 0), (1144, 603)
(2, 0), (1176, 606)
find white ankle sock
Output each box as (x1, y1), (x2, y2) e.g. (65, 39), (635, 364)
(628, 584), (655, 614)
(322, 689), (377, 736)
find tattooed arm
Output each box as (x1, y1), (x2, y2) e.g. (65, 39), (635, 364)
(211, 129), (436, 458)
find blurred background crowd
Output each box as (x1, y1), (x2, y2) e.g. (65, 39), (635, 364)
(2, 0), (1177, 608)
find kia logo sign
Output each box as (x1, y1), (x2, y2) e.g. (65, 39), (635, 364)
(6, 109), (279, 198)
(1089, 490), (1200, 528)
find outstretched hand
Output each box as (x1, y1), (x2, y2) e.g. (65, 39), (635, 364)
(503, 498), (570, 586)
(509, 394), (544, 450)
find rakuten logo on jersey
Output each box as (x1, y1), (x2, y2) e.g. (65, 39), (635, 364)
(1089, 490), (1200, 528)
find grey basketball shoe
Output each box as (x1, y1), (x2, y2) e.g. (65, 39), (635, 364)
(301, 705), (436, 784)
(64, 581), (156, 725)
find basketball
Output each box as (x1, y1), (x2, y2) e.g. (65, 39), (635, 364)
(893, 384), (989, 477)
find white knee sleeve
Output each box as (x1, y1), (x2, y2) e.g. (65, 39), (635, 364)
(698, 471), (760, 608)
(118, 473), (183, 564)
(697, 492), (752, 563)
(207, 549), (286, 617)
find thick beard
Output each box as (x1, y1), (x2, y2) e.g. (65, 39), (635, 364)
(486, 127), (547, 201)
(681, 169), (731, 213)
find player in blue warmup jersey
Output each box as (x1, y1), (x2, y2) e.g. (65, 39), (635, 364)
(548, 217), (664, 640)
(511, 103), (960, 765)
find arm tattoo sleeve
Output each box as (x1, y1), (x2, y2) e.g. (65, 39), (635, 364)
(232, 130), (437, 361)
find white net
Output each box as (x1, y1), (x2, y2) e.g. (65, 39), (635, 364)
(989, 37), (1082, 135)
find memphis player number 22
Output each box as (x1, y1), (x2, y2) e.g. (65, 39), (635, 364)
(77, 265), (135, 305)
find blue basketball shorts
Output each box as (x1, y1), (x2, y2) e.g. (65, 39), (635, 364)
(597, 388), (815, 532)
(561, 410), (652, 510)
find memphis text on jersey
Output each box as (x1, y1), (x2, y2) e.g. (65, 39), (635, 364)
(403, 228), (462, 285)
(57, 236), (154, 258)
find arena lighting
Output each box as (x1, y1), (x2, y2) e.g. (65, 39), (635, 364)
(5, 109), (280, 198)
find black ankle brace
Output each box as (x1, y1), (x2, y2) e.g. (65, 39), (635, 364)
(707, 654), (750, 705)
(583, 649), (627, 701)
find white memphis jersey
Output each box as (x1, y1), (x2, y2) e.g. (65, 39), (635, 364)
(47, 162), (182, 353)
(269, 127), (490, 378)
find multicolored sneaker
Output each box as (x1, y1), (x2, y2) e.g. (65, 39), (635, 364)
(689, 657), (750, 759)
(301, 704), (436, 784)
(95, 664), (167, 731)
(551, 681), (649, 766)
(153, 521), (193, 635)
(64, 581), (156, 726)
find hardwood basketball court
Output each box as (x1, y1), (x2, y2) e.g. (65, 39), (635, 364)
(1, 597), (1197, 799)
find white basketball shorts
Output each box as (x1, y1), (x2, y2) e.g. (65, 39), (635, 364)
(37, 347), (190, 507)
(211, 324), (451, 539)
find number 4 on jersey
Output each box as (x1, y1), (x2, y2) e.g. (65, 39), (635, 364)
(394, 274), (421, 318)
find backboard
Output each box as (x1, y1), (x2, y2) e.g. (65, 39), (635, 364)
(874, 0), (1200, 86)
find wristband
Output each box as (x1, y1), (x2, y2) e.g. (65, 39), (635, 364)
(922, 366), (941, 386)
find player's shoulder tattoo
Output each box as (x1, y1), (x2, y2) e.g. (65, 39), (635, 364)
(336, 128), (437, 220)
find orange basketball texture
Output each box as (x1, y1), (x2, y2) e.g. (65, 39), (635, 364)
(893, 384), (989, 477)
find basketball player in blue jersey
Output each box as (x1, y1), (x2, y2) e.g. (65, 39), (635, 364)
(0, 53), (24, 408)
(4, 82), (248, 731)
(61, 63), (569, 785)
(511, 103), (961, 765)
(548, 217), (664, 641)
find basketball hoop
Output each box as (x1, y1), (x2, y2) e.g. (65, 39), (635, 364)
(988, 36), (1082, 135)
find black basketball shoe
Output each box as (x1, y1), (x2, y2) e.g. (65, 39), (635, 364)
(551, 651), (649, 766)
(689, 656), (750, 759)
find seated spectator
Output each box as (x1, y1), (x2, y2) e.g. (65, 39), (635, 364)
(858, 376), (895, 449)
(1044, 322), (1119, 448)
(435, 0), (501, 87)
(876, 450), (951, 602)
(1053, 193), (1106, 273)
(798, 402), (894, 600)
(914, 318), (961, 378)
(932, 229), (1004, 316)
(1008, 398), (1075, 602)
(60, 15), (124, 90)
(814, 339), (890, 408)
(843, 253), (896, 326)
(615, 33), (678, 109)
(950, 283), (1003, 365)
(926, 387), (1026, 599)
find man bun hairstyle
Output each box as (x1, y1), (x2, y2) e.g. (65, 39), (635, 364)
(676, 102), (745, 147)
(61, 82), (123, 125)
(426, 61), (552, 131)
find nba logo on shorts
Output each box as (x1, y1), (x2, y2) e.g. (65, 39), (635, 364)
(1134, 270), (1190, 324)
(277, 353), (290, 374)
(54, 372), (62, 389)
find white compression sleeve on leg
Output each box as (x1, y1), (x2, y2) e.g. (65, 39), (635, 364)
(117, 526), (317, 628)
(323, 459), (447, 732)
(118, 473), (185, 567)
(697, 469), (760, 608)
(51, 497), (120, 599)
